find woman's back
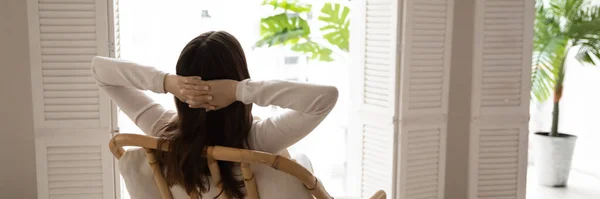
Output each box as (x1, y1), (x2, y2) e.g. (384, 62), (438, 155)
(91, 31), (338, 198)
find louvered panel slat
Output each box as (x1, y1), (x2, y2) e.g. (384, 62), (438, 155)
(44, 84), (97, 91)
(41, 33), (96, 41)
(48, 153), (102, 161)
(49, 180), (103, 188)
(361, 124), (394, 198)
(405, 128), (441, 199)
(43, 62), (91, 69)
(407, 179), (438, 190)
(406, 0), (450, 111)
(43, 76), (95, 84)
(44, 90), (98, 98)
(407, 187), (438, 199)
(46, 105), (99, 112)
(43, 69), (91, 76)
(39, 11), (96, 18)
(47, 145), (104, 198)
(48, 160), (102, 168)
(48, 173), (102, 182)
(45, 98), (99, 105)
(41, 26), (96, 33)
(42, 55), (96, 62)
(40, 18), (96, 26)
(40, 0), (95, 3)
(42, 47), (97, 55)
(408, 174), (439, 185)
(406, 171), (437, 180)
(408, 158), (439, 168)
(41, 40), (97, 48)
(50, 195), (102, 199)
(49, 188), (103, 195)
(39, 3), (95, 12)
(45, 112), (100, 120)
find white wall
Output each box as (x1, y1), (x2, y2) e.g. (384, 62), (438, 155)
(0, 0), (38, 198)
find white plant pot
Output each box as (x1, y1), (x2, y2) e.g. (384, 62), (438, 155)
(533, 132), (577, 187)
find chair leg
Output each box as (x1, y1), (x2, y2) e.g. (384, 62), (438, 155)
(145, 148), (173, 199)
(241, 163), (259, 199)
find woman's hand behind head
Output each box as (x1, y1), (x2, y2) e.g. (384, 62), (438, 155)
(180, 78), (239, 110)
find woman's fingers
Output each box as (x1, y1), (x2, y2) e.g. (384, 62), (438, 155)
(180, 88), (210, 96)
(184, 94), (214, 107)
(178, 76), (210, 90)
(181, 84), (210, 91)
(186, 95), (213, 103)
(187, 102), (216, 110)
(182, 76), (206, 86)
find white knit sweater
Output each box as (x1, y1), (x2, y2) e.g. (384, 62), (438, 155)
(91, 56), (338, 199)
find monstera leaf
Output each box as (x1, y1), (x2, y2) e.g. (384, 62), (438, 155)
(318, 3), (350, 52)
(255, 13), (310, 47)
(262, 0), (312, 13)
(255, 1), (351, 62)
(291, 41), (333, 61)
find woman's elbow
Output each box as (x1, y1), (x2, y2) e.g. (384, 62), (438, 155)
(90, 56), (107, 85)
(324, 86), (339, 104)
(313, 86), (339, 115)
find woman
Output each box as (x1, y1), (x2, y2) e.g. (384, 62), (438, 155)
(91, 31), (338, 198)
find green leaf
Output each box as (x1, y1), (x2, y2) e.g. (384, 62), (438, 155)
(567, 6), (600, 66)
(575, 45), (596, 65)
(531, 3), (569, 102)
(318, 3), (350, 52)
(262, 0), (312, 13)
(255, 13), (310, 48)
(291, 41), (334, 62)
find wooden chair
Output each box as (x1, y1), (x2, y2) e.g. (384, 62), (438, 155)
(109, 133), (386, 199)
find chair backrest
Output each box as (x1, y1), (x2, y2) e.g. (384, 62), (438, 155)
(109, 133), (385, 199)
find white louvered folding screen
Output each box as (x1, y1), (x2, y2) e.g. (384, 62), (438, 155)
(27, 0), (117, 198)
(469, 0), (534, 199)
(349, 0), (400, 198)
(397, 0), (453, 198)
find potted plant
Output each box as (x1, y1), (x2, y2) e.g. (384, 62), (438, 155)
(531, 0), (600, 187)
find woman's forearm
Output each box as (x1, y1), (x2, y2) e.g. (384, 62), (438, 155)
(164, 74), (179, 96)
(91, 56), (167, 93)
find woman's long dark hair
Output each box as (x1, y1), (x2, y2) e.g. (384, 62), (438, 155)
(154, 31), (253, 198)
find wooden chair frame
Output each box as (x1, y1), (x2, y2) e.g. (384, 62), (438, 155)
(109, 133), (385, 199)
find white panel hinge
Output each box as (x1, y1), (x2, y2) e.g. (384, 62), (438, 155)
(111, 128), (119, 135)
(108, 42), (115, 54)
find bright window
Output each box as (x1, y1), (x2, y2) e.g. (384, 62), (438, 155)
(117, 0), (352, 198)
